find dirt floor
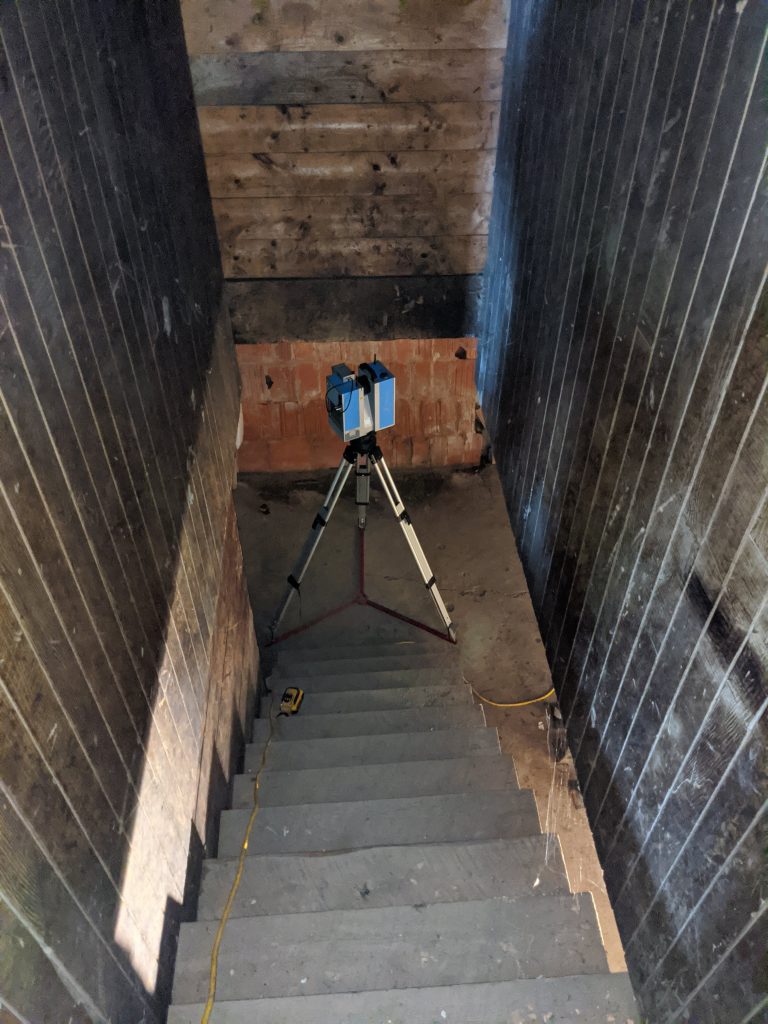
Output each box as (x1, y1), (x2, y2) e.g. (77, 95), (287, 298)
(235, 462), (626, 973)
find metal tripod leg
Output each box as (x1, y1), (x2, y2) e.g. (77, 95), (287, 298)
(271, 453), (354, 636)
(371, 455), (457, 642)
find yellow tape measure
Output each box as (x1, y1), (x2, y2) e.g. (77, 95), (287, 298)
(278, 686), (304, 716)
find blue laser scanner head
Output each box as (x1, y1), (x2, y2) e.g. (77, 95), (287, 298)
(326, 360), (396, 442)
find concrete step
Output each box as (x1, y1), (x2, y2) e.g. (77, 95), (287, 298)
(273, 653), (456, 676)
(196, 835), (568, 921)
(275, 639), (441, 662)
(244, 726), (500, 771)
(232, 754), (518, 808)
(272, 666), (462, 692)
(217, 789), (541, 857)
(270, 683), (472, 717)
(172, 894), (606, 1004)
(169, 973), (639, 1023)
(251, 706), (482, 743)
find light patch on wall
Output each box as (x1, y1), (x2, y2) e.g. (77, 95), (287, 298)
(113, 513), (200, 991)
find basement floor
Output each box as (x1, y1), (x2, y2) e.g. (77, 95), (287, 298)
(235, 463), (626, 973)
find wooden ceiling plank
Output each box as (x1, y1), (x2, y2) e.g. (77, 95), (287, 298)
(182, 0), (510, 55)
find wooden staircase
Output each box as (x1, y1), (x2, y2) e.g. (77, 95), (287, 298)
(168, 641), (638, 1023)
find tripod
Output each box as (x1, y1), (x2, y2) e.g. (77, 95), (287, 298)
(270, 431), (457, 645)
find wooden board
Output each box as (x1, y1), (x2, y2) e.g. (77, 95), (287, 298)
(0, 901), (96, 1024)
(0, 795), (156, 1024)
(222, 235), (487, 278)
(205, 150), (494, 198)
(213, 194), (491, 242)
(191, 50), (506, 106)
(226, 276), (481, 341)
(198, 102), (500, 154)
(182, 0), (510, 54)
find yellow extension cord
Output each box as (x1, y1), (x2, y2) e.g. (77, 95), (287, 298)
(469, 681), (555, 708)
(200, 673), (554, 1021)
(201, 703), (275, 1024)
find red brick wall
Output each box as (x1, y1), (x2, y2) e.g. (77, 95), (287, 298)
(237, 338), (483, 472)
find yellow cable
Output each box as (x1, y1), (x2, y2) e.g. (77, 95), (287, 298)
(470, 684), (555, 708)
(201, 702), (275, 1024)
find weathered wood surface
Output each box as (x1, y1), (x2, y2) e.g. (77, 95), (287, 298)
(199, 102), (500, 154)
(206, 149), (495, 198)
(478, 1), (768, 1021)
(185, 1), (504, 285)
(182, 0), (509, 54)
(223, 235), (486, 278)
(0, 0), (257, 1020)
(214, 194), (491, 241)
(191, 50), (506, 106)
(227, 275), (481, 342)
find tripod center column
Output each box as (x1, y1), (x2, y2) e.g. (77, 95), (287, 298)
(355, 454), (371, 529)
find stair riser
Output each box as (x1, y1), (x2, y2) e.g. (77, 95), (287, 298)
(274, 654), (456, 676)
(168, 973), (639, 1024)
(217, 790), (540, 857)
(244, 727), (500, 771)
(252, 706), (483, 742)
(196, 836), (568, 921)
(275, 641), (440, 664)
(271, 684), (472, 716)
(172, 895), (606, 1003)
(271, 667), (463, 692)
(231, 755), (517, 807)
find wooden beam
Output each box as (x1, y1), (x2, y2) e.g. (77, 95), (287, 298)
(205, 150), (494, 198)
(226, 275), (481, 342)
(198, 102), (501, 154)
(213, 194), (492, 242)
(191, 50), (506, 106)
(181, 0), (510, 54)
(222, 235), (487, 278)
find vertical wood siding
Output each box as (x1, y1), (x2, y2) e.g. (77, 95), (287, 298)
(0, 2), (257, 1021)
(479, 2), (767, 1020)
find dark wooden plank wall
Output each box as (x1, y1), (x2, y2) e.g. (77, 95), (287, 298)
(479, 2), (767, 1021)
(181, 0), (506, 340)
(0, 2), (257, 1021)
(227, 276), (482, 343)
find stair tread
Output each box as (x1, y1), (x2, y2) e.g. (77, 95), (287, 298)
(196, 836), (567, 920)
(244, 726), (500, 771)
(232, 754), (518, 807)
(172, 894), (607, 1004)
(270, 683), (472, 716)
(217, 789), (540, 857)
(169, 973), (639, 1023)
(251, 706), (483, 742)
